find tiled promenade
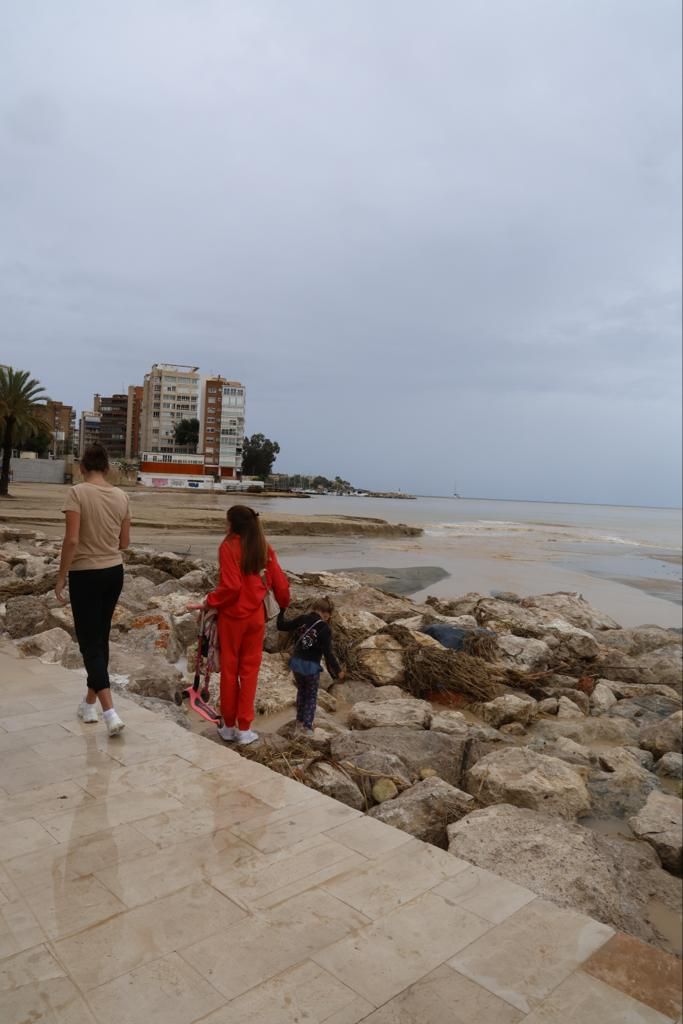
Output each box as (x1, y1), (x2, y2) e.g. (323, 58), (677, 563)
(1, 644), (681, 1024)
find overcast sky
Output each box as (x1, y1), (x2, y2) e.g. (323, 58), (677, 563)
(1, 1), (681, 505)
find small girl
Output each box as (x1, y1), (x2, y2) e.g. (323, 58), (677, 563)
(277, 597), (345, 735)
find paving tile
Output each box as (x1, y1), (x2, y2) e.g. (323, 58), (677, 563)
(324, 815), (414, 858)
(0, 722), (73, 753)
(449, 898), (614, 1015)
(23, 874), (127, 940)
(582, 931), (683, 1021)
(522, 971), (675, 1023)
(0, 893), (45, 959)
(230, 795), (362, 853)
(210, 834), (367, 911)
(95, 828), (258, 907)
(313, 890), (493, 1007)
(198, 959), (373, 1024)
(54, 881), (246, 990)
(78, 755), (197, 798)
(322, 839), (468, 919)
(0, 945), (97, 1021)
(5, 823), (157, 894)
(40, 789), (183, 843)
(359, 963), (525, 1023)
(30, 733), (101, 761)
(130, 789), (271, 848)
(0, 751), (119, 795)
(0, 780), (94, 826)
(181, 888), (369, 1002)
(0, 817), (58, 860)
(240, 772), (323, 809)
(86, 952), (224, 1024)
(434, 865), (536, 924)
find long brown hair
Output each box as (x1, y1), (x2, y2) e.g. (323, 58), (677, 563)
(227, 505), (268, 575)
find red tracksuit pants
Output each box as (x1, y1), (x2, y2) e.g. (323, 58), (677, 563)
(217, 607), (265, 730)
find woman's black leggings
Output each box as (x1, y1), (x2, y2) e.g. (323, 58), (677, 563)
(69, 565), (124, 693)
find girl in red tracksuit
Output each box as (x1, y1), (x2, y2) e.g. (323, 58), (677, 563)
(194, 504), (290, 746)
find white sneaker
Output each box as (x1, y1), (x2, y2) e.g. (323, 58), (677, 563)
(78, 702), (99, 724)
(236, 729), (259, 746)
(217, 725), (237, 743)
(104, 711), (125, 737)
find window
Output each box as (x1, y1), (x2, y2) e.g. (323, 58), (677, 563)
(153, 411), (160, 419)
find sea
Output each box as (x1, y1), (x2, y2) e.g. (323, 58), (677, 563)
(254, 495), (682, 629)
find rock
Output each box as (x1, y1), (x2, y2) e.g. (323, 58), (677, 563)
(656, 752), (683, 779)
(466, 747), (591, 819)
(333, 585), (415, 621)
(329, 680), (378, 705)
(330, 727), (469, 787)
(500, 722), (527, 736)
(47, 604), (76, 639)
(4, 596), (57, 639)
(588, 748), (660, 819)
(356, 634), (405, 685)
(599, 647), (683, 694)
(333, 607), (387, 637)
(316, 689), (337, 714)
(600, 680), (681, 702)
(126, 565), (172, 585)
(60, 642), (85, 670)
(480, 694), (537, 729)
(372, 778), (399, 803)
(590, 681), (618, 714)
(178, 568), (214, 590)
(125, 548), (199, 579)
(126, 658), (185, 702)
(430, 710), (469, 735)
(520, 592), (621, 631)
(551, 737), (592, 767)
(348, 697), (432, 731)
(542, 619), (600, 660)
(123, 611), (182, 663)
(624, 747), (655, 771)
(447, 804), (680, 949)
(304, 762), (365, 810)
(369, 777), (474, 848)
(597, 626), (682, 657)
(473, 598), (555, 639)
(534, 716), (639, 746)
(610, 694), (681, 728)
(254, 653), (297, 716)
(629, 792), (683, 875)
(495, 634), (552, 672)
(18, 627), (72, 663)
(172, 612), (201, 649)
(337, 749), (413, 802)
(420, 767), (439, 780)
(557, 696), (584, 719)
(537, 698), (559, 715)
(639, 711), (683, 759)
(118, 575), (156, 613)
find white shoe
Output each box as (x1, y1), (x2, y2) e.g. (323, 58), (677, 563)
(104, 711), (125, 737)
(218, 725), (237, 743)
(236, 729), (259, 746)
(78, 702), (99, 724)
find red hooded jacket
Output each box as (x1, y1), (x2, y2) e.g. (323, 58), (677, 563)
(206, 535), (290, 619)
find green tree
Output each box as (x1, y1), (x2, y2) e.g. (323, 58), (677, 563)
(19, 422), (52, 457)
(242, 433), (280, 480)
(173, 418), (200, 450)
(0, 368), (49, 497)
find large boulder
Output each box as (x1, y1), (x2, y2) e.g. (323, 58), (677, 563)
(254, 653), (297, 716)
(333, 607), (386, 637)
(368, 777), (474, 848)
(337, 749), (412, 802)
(639, 711), (683, 760)
(597, 626), (682, 656)
(330, 726), (470, 787)
(430, 709), (469, 736)
(629, 792), (683, 875)
(590, 681), (618, 714)
(348, 697), (432, 731)
(123, 611), (182, 663)
(356, 634), (405, 685)
(520, 592), (621, 631)
(598, 647), (683, 694)
(533, 716), (639, 747)
(333, 585), (415, 621)
(303, 762), (365, 810)
(557, 695), (584, 720)
(125, 657), (185, 702)
(496, 634), (551, 672)
(588, 748), (660, 819)
(4, 595), (57, 639)
(118, 575), (156, 613)
(600, 680), (681, 702)
(125, 548), (199, 579)
(18, 627), (72, 663)
(480, 694), (537, 729)
(466, 747), (591, 819)
(655, 752), (683, 780)
(609, 694), (681, 728)
(447, 804), (680, 950)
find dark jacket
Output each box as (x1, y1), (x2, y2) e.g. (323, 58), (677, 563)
(277, 610), (342, 679)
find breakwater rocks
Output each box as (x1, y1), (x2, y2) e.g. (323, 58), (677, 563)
(3, 527), (682, 954)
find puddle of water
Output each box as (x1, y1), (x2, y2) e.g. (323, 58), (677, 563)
(647, 899), (683, 957)
(579, 816), (634, 840)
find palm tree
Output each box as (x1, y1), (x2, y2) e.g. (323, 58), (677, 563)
(0, 367), (49, 497)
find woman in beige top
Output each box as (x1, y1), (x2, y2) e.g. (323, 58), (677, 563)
(56, 444), (131, 736)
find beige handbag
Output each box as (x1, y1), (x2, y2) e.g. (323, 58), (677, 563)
(261, 571), (279, 620)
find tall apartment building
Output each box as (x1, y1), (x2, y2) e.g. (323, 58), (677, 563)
(140, 364), (200, 454)
(93, 394), (128, 459)
(78, 411), (101, 457)
(201, 378), (246, 479)
(38, 401), (76, 458)
(125, 385), (144, 459)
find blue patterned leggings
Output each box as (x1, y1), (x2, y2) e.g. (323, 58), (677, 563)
(294, 672), (320, 730)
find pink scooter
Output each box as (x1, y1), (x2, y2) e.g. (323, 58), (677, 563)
(174, 609), (221, 725)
